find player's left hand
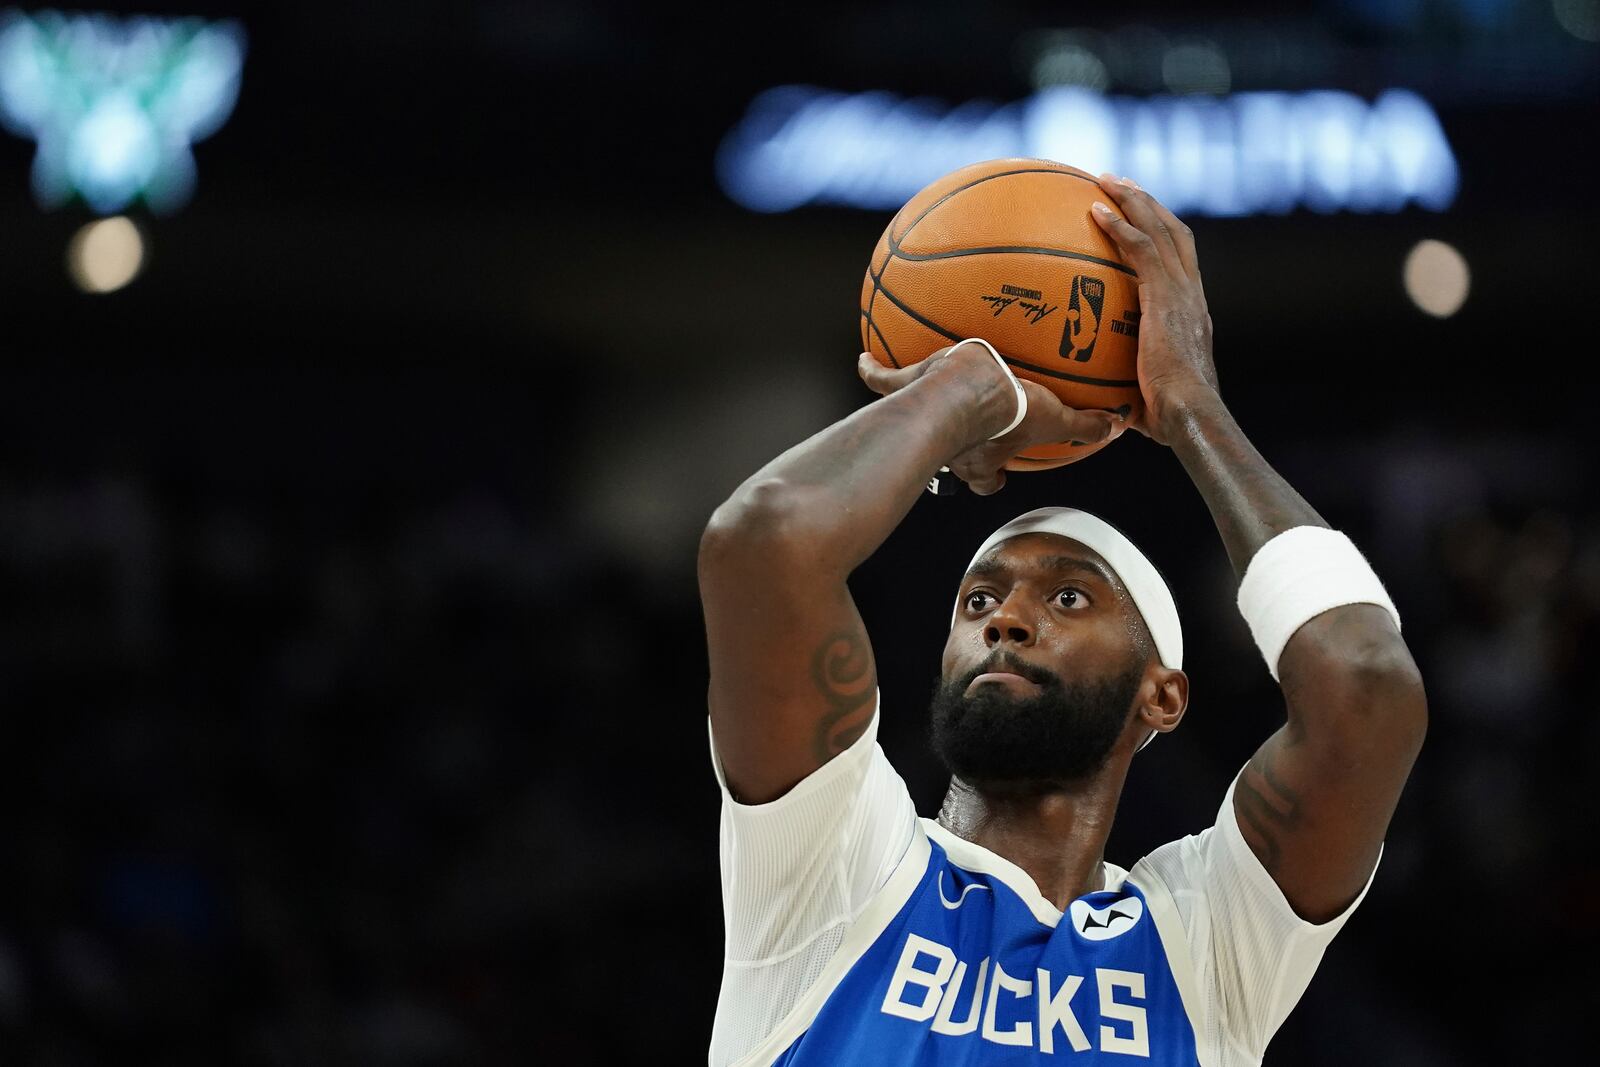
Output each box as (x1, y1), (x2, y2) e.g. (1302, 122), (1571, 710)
(858, 342), (1120, 496)
(1089, 175), (1220, 446)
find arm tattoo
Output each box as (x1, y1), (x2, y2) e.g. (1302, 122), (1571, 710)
(810, 629), (876, 761)
(1234, 741), (1303, 873)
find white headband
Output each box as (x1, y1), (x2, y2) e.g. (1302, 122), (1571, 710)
(953, 507), (1183, 671)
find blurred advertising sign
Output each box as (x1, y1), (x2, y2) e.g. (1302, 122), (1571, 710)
(0, 9), (244, 214)
(718, 85), (1458, 217)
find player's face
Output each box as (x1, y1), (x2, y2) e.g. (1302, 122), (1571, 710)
(932, 534), (1150, 789)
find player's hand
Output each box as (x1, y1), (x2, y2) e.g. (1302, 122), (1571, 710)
(1089, 175), (1219, 446)
(858, 343), (1121, 495)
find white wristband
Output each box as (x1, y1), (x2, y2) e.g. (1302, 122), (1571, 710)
(1236, 526), (1402, 682)
(924, 338), (1029, 496)
(954, 337), (1028, 440)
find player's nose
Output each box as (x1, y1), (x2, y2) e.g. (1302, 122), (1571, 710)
(984, 594), (1037, 648)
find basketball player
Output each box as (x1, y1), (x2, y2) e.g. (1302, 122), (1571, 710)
(698, 175), (1426, 1066)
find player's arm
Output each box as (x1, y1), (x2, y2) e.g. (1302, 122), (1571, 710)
(1091, 176), (1427, 924)
(699, 348), (1119, 804)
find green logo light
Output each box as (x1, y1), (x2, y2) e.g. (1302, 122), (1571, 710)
(0, 9), (245, 214)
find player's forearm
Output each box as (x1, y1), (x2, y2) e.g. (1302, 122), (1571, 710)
(1164, 388), (1422, 692)
(1161, 388), (1328, 578)
(706, 348), (1014, 576)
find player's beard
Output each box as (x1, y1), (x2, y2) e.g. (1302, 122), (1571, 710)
(929, 649), (1144, 792)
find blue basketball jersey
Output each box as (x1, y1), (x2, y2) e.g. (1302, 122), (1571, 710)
(768, 833), (1197, 1065)
(708, 710), (1379, 1067)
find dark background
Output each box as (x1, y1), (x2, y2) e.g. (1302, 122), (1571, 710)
(1, 0), (1595, 1063)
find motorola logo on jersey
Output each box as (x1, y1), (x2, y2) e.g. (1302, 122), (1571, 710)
(1069, 897), (1145, 942)
(1059, 275), (1105, 363)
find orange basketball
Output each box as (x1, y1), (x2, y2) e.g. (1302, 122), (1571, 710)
(859, 158), (1142, 470)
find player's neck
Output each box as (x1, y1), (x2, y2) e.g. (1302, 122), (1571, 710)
(936, 764), (1127, 911)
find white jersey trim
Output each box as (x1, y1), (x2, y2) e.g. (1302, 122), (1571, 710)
(727, 826), (933, 1067)
(921, 819), (1129, 929)
(1125, 848), (1216, 1067)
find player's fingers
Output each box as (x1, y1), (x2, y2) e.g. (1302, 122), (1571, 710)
(857, 351), (927, 396)
(1047, 405), (1119, 449)
(1005, 380), (1117, 447)
(1094, 176), (1184, 280)
(1088, 199), (1166, 283)
(965, 466), (1006, 496)
(949, 445), (1002, 495)
(1135, 189), (1200, 281)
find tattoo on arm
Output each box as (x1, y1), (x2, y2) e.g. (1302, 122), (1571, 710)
(810, 629), (876, 761)
(1234, 741), (1303, 873)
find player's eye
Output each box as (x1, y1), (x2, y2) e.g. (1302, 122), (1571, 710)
(964, 590), (994, 613)
(1054, 587), (1089, 609)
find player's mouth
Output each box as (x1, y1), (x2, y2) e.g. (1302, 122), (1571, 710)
(966, 671), (1042, 698)
(963, 651), (1054, 698)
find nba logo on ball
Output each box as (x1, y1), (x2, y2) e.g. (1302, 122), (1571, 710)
(1060, 275), (1105, 363)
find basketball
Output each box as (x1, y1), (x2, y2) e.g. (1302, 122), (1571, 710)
(859, 158), (1142, 470)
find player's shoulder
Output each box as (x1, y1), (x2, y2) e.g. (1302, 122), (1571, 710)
(1122, 822), (1224, 907)
(1123, 768), (1248, 899)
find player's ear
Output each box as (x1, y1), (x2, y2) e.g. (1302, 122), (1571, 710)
(1137, 667), (1188, 738)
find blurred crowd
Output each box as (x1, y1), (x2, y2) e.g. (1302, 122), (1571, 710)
(0, 447), (723, 1063)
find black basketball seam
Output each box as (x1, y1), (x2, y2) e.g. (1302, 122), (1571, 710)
(860, 308), (898, 369)
(873, 280), (1138, 388)
(890, 166), (1102, 251)
(866, 257), (901, 367)
(872, 274), (961, 343)
(889, 244), (1137, 277)
(866, 226), (898, 367)
(864, 279), (885, 363)
(861, 203), (907, 367)
(1000, 354), (1138, 388)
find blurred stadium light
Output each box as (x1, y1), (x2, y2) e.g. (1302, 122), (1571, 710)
(1402, 238), (1471, 318)
(718, 85), (1458, 217)
(1553, 0), (1600, 40)
(66, 214), (143, 293)
(0, 9), (244, 214)
(1017, 17), (1598, 102)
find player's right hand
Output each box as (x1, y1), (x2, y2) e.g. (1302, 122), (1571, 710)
(858, 343), (1122, 495)
(1089, 175), (1220, 446)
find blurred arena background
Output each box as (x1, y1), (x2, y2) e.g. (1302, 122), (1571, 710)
(0, 0), (1594, 1062)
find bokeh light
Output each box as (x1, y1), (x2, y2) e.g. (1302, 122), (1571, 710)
(1403, 238), (1470, 317)
(718, 85), (1460, 216)
(1162, 40), (1231, 94)
(1553, 0), (1600, 41)
(0, 10), (245, 215)
(66, 214), (144, 293)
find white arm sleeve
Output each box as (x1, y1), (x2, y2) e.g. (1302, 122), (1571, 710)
(1131, 765), (1382, 1065)
(707, 694), (918, 1067)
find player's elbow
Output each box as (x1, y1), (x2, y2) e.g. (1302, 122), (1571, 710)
(1352, 641), (1428, 749)
(1315, 641), (1429, 760)
(1284, 607), (1428, 752)
(699, 478), (815, 579)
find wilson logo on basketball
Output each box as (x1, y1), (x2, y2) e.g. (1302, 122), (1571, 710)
(1059, 275), (1105, 363)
